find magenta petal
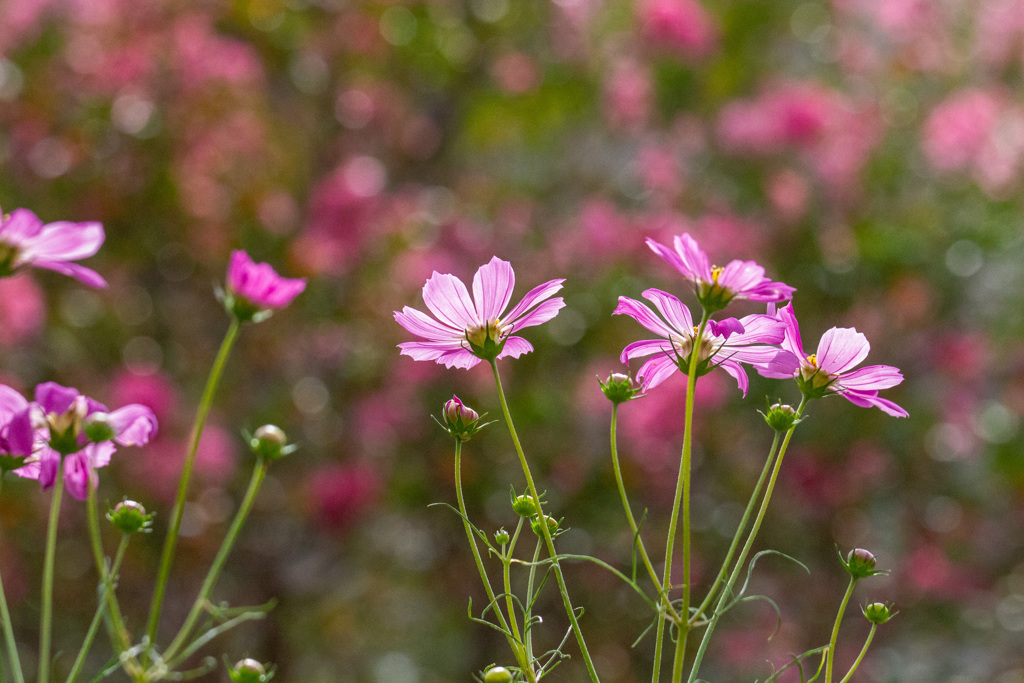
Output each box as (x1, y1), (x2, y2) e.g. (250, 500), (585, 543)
(816, 327), (870, 374)
(620, 339), (674, 363)
(0, 209), (44, 242)
(838, 365), (904, 391)
(434, 347), (483, 369)
(497, 336), (534, 360)
(20, 221), (104, 261)
(718, 260), (766, 293)
(31, 260), (107, 288)
(394, 306), (461, 341)
(226, 250), (305, 309)
(716, 359), (749, 396)
(64, 453), (94, 500)
(508, 297), (564, 331)
(503, 278), (565, 325)
(613, 297), (675, 338)
(398, 339), (466, 362)
(755, 350), (801, 379)
(642, 288), (693, 332)
(672, 233), (713, 281)
(777, 303), (805, 359)
(733, 314), (785, 345)
(422, 271), (479, 330)
(35, 382), (80, 415)
(7, 408), (36, 456)
(86, 441), (116, 468)
(636, 353), (679, 391)
(645, 237), (689, 276)
(842, 390), (908, 417)
(708, 317), (745, 340)
(0, 385), (29, 424)
(472, 256), (515, 322)
(109, 404), (158, 446)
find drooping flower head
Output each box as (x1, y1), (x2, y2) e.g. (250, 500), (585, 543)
(646, 232), (794, 312)
(614, 288), (786, 395)
(0, 385), (34, 472)
(758, 303), (908, 417)
(394, 256), (565, 369)
(13, 382), (158, 499)
(224, 250), (307, 322)
(0, 207), (106, 287)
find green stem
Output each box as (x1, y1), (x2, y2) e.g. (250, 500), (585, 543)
(146, 318), (240, 648)
(85, 488), (133, 659)
(0, 477), (25, 683)
(838, 624), (876, 683)
(825, 577), (856, 683)
(65, 537), (129, 683)
(453, 441), (531, 680)
(692, 432), (781, 624)
(662, 314), (707, 682)
(162, 456), (266, 662)
(686, 398), (807, 683)
(524, 539), (542, 667)
(489, 360), (600, 683)
(39, 466), (65, 683)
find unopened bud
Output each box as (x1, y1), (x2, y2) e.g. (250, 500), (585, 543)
(511, 494), (539, 518)
(530, 515), (559, 538)
(83, 413), (116, 443)
(229, 658), (273, 683)
(107, 500), (153, 535)
(249, 425), (295, 461)
(439, 395), (487, 441)
(761, 401), (801, 432)
(483, 666), (513, 683)
(842, 547), (883, 579)
(599, 372), (640, 404)
(494, 528), (510, 545)
(862, 602), (896, 624)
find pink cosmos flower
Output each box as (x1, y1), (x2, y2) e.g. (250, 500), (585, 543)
(225, 250), (306, 321)
(646, 232), (794, 312)
(614, 288), (786, 394)
(394, 256), (565, 369)
(11, 382), (158, 499)
(758, 304), (908, 417)
(0, 207), (106, 287)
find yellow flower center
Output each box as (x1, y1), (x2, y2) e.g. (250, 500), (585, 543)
(464, 317), (510, 348)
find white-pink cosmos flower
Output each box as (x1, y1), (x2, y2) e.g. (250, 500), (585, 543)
(0, 207), (106, 287)
(759, 303), (908, 417)
(395, 257), (565, 369)
(614, 288), (786, 395)
(646, 232), (794, 312)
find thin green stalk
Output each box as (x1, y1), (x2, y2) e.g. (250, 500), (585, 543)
(146, 318), (240, 648)
(662, 314), (707, 683)
(453, 441), (531, 680)
(85, 488), (133, 658)
(65, 537), (129, 683)
(0, 477), (25, 683)
(162, 456), (266, 662)
(524, 539), (542, 667)
(39, 466), (65, 683)
(489, 360), (600, 683)
(838, 624), (876, 683)
(825, 577), (856, 683)
(686, 398), (807, 683)
(692, 432), (781, 624)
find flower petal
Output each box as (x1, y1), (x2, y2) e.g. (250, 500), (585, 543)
(422, 271), (479, 330)
(394, 306), (461, 341)
(636, 353), (680, 392)
(472, 256), (515, 322)
(620, 338), (675, 363)
(30, 260), (107, 288)
(641, 288), (693, 333)
(841, 390), (908, 417)
(672, 233), (713, 282)
(613, 296), (676, 338)
(816, 327), (870, 375)
(108, 404), (158, 446)
(507, 297), (564, 331)
(503, 279), (565, 326)
(715, 359), (750, 396)
(497, 336), (534, 360)
(837, 365), (904, 391)
(19, 221), (104, 262)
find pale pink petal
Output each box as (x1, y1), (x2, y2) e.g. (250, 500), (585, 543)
(776, 304), (805, 359)
(642, 288), (693, 332)
(613, 296), (676, 338)
(645, 237), (689, 275)
(837, 365), (904, 391)
(503, 279), (565, 325)
(842, 390), (908, 417)
(755, 350), (801, 379)
(672, 233), (713, 281)
(717, 260), (766, 293)
(0, 209), (44, 243)
(716, 359), (749, 396)
(19, 221), (104, 261)
(725, 345), (785, 365)
(434, 347), (482, 369)
(472, 256), (515, 322)
(507, 297), (565, 331)
(816, 327), (870, 374)
(30, 260), (107, 288)
(422, 272), (479, 330)
(497, 336), (534, 360)
(394, 306), (461, 341)
(64, 452), (96, 500)
(85, 441), (116, 469)
(108, 404), (158, 446)
(0, 385), (29, 423)
(620, 338), (675, 363)
(636, 353), (680, 391)
(398, 339), (467, 362)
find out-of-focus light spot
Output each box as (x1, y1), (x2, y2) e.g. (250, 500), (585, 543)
(470, 0), (509, 23)
(65, 35), (103, 74)
(380, 6), (417, 46)
(711, 501), (744, 538)
(973, 401), (1018, 443)
(60, 289), (104, 328)
(343, 156), (387, 197)
(258, 191), (299, 235)
(289, 52), (329, 94)
(0, 59), (24, 100)
(437, 27), (476, 67)
(123, 336), (163, 375)
(248, 0), (286, 31)
(335, 89), (374, 129)
(373, 652), (419, 683)
(924, 496), (963, 533)
(117, 285), (154, 326)
(946, 239), (983, 277)
(370, 515), (436, 571)
(29, 138), (73, 179)
(925, 422), (975, 461)
(547, 307), (586, 346)
(400, 116), (441, 159)
(112, 92), (155, 136)
(996, 595), (1024, 631)
(419, 186), (456, 225)
(179, 502), (206, 538)
(199, 487), (234, 524)
(293, 376), (330, 415)
(157, 243), (195, 282)
(790, 3), (831, 42)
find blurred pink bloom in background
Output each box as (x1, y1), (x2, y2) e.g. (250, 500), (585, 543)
(637, 0), (718, 60)
(226, 250), (307, 312)
(0, 276), (45, 345)
(0, 207), (106, 287)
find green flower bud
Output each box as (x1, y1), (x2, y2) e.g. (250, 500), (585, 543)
(511, 494), (539, 518)
(862, 602), (896, 624)
(598, 372), (641, 404)
(494, 528), (510, 546)
(483, 666), (513, 683)
(83, 413), (116, 443)
(437, 395), (491, 441)
(106, 500), (154, 535)
(761, 401), (802, 432)
(530, 515), (559, 538)
(840, 547), (885, 579)
(228, 658), (274, 683)
(248, 425), (296, 461)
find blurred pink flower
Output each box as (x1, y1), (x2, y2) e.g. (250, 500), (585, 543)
(604, 60), (652, 128)
(225, 250), (306, 317)
(172, 14), (264, 90)
(922, 90), (1003, 172)
(304, 463), (379, 532)
(0, 275), (45, 345)
(0, 207), (106, 287)
(395, 256), (565, 369)
(110, 371), (178, 423)
(638, 0), (718, 60)
(492, 52), (540, 94)
(975, 0), (1024, 68)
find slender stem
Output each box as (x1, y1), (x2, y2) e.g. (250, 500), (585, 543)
(162, 456), (266, 661)
(692, 432), (781, 623)
(0, 477), (25, 683)
(65, 536), (129, 683)
(838, 624), (876, 683)
(825, 577), (856, 683)
(146, 318), (240, 648)
(85, 488), (133, 658)
(39, 466), (65, 683)
(524, 539), (542, 667)
(489, 360), (600, 683)
(686, 398), (807, 683)
(453, 441), (531, 680)
(662, 314), (708, 682)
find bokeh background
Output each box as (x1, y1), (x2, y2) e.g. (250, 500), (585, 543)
(2, 0), (1024, 680)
